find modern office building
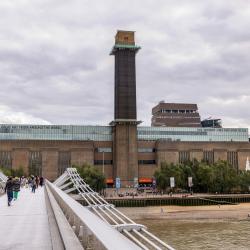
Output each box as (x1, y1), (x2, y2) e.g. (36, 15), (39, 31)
(0, 31), (250, 187)
(151, 102), (201, 127)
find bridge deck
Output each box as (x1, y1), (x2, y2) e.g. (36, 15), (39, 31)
(0, 187), (53, 250)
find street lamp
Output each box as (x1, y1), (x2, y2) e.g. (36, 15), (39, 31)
(102, 150), (105, 175)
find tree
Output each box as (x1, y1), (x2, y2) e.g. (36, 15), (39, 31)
(196, 163), (215, 192)
(75, 164), (106, 192)
(0, 166), (24, 177)
(212, 161), (238, 193)
(154, 162), (184, 191)
(0, 166), (11, 176)
(154, 160), (244, 193)
(238, 170), (250, 192)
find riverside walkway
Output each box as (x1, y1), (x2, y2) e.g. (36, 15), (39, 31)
(0, 187), (53, 250)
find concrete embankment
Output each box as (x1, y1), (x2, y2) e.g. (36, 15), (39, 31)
(118, 203), (250, 221)
(102, 194), (250, 207)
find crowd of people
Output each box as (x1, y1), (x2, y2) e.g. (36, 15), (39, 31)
(4, 176), (44, 206)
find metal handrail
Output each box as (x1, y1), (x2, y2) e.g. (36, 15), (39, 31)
(0, 172), (7, 193)
(47, 180), (141, 250)
(54, 168), (175, 250)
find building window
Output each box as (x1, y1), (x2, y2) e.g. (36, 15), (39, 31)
(29, 151), (42, 176)
(94, 160), (113, 165)
(138, 148), (156, 153)
(138, 160), (156, 165)
(179, 151), (190, 163)
(95, 147), (112, 153)
(227, 151), (238, 169)
(203, 151), (214, 164)
(58, 152), (71, 175)
(0, 151), (12, 169)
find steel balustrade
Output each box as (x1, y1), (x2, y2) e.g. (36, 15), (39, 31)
(54, 168), (175, 250)
(46, 180), (141, 250)
(0, 171), (7, 193)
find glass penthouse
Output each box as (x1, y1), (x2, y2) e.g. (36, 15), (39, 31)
(0, 124), (248, 142)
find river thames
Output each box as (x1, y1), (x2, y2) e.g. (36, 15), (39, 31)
(120, 204), (250, 250)
(136, 219), (250, 250)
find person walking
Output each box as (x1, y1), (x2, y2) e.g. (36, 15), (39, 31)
(5, 177), (13, 206)
(35, 176), (39, 189)
(12, 177), (21, 200)
(39, 176), (44, 187)
(31, 177), (36, 193)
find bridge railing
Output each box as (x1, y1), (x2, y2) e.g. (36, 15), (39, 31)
(54, 168), (175, 250)
(0, 172), (7, 193)
(46, 180), (141, 250)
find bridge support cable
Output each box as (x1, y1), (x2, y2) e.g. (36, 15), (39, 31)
(54, 168), (175, 250)
(0, 171), (7, 193)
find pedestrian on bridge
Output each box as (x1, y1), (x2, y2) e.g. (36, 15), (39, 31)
(4, 177), (13, 206)
(31, 177), (36, 193)
(13, 177), (21, 200)
(39, 176), (44, 187)
(35, 176), (40, 189)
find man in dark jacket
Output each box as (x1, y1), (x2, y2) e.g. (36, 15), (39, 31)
(5, 177), (13, 206)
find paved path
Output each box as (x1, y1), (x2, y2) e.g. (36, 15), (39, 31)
(0, 187), (52, 250)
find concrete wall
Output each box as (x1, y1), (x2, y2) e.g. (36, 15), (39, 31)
(12, 149), (29, 174)
(42, 149), (58, 180)
(238, 150), (250, 170)
(113, 124), (138, 187)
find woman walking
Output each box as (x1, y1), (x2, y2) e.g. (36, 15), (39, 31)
(5, 177), (13, 206)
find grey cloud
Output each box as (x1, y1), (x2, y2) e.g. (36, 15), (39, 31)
(0, 0), (249, 131)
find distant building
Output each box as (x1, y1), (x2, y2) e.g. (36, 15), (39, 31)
(151, 102), (201, 127)
(201, 118), (222, 128)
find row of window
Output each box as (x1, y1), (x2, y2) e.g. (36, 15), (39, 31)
(160, 109), (198, 114)
(138, 130), (207, 136)
(138, 148), (156, 153)
(95, 148), (157, 153)
(94, 160), (113, 165)
(154, 116), (200, 119)
(0, 151), (241, 170)
(95, 147), (112, 153)
(179, 151), (239, 169)
(138, 160), (156, 164)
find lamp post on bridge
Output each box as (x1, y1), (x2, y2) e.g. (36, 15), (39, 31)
(102, 151), (105, 176)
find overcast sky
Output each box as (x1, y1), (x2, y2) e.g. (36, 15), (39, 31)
(0, 0), (250, 130)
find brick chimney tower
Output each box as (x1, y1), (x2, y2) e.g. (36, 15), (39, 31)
(110, 30), (141, 187)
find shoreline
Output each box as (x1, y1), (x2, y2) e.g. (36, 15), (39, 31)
(118, 203), (250, 221)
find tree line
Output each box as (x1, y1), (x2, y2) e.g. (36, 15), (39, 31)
(2, 161), (250, 194)
(0, 166), (24, 178)
(154, 160), (250, 193)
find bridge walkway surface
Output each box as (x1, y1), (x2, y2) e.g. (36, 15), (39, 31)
(0, 187), (53, 250)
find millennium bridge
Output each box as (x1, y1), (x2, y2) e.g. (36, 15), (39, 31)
(0, 168), (174, 250)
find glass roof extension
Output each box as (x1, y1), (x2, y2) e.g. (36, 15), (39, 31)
(138, 126), (249, 142)
(0, 124), (112, 141)
(0, 124), (248, 142)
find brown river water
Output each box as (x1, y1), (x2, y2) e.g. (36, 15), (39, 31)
(119, 205), (250, 250)
(135, 219), (250, 250)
